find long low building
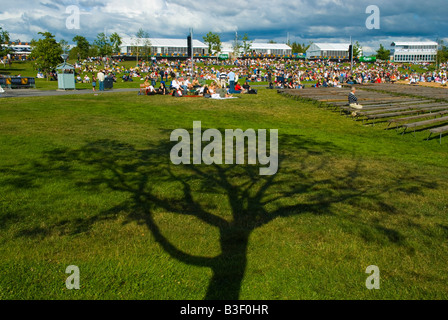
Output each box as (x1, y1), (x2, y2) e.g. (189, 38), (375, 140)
(391, 41), (438, 63)
(247, 43), (292, 55)
(119, 38), (209, 56)
(306, 43), (351, 59)
(220, 41), (292, 57)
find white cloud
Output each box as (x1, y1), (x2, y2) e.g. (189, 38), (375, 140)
(0, 0), (446, 52)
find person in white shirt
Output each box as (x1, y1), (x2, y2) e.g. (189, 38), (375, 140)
(171, 78), (181, 90)
(97, 70), (105, 91)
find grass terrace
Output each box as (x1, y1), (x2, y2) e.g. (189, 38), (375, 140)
(0, 72), (447, 300)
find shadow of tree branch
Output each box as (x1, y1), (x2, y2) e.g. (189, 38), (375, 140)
(1, 133), (439, 299)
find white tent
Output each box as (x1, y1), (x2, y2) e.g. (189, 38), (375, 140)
(306, 43), (350, 59)
(120, 38), (208, 55)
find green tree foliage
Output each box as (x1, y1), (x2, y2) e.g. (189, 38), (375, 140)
(376, 44), (391, 61)
(94, 32), (112, 57)
(203, 32), (222, 54)
(242, 33), (252, 54)
(436, 40), (448, 66)
(109, 32), (122, 54)
(132, 29), (151, 62)
(232, 33), (242, 57)
(29, 32), (63, 79)
(59, 39), (70, 54)
(0, 27), (10, 57)
(88, 46), (99, 58)
(353, 41), (362, 58)
(288, 41), (311, 54)
(72, 35), (90, 59)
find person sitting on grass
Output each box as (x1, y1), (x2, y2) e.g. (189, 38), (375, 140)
(143, 77), (151, 90)
(202, 84), (211, 98)
(243, 81), (251, 93)
(192, 78), (200, 89)
(348, 86), (363, 117)
(209, 82), (219, 98)
(157, 81), (169, 95)
(234, 82), (243, 93)
(146, 84), (156, 95)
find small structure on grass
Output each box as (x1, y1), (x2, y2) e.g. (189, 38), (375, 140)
(56, 54), (75, 90)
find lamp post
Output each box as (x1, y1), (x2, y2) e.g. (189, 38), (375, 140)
(61, 53), (69, 64)
(190, 28), (194, 77)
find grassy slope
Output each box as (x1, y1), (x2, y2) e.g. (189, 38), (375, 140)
(0, 89), (447, 300)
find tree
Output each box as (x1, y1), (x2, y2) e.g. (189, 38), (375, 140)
(436, 40), (448, 67)
(30, 32), (63, 80)
(232, 33), (242, 57)
(72, 35), (90, 59)
(203, 32), (221, 54)
(288, 42), (311, 54)
(59, 39), (70, 54)
(109, 32), (122, 54)
(131, 29), (151, 65)
(376, 44), (391, 61)
(0, 27), (10, 58)
(94, 32), (112, 57)
(268, 40), (277, 44)
(353, 41), (363, 58)
(88, 45), (99, 58)
(242, 33), (252, 54)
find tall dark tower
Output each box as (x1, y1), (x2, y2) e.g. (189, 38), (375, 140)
(187, 34), (192, 57)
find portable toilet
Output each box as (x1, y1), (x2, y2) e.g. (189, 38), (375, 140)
(56, 54), (75, 90)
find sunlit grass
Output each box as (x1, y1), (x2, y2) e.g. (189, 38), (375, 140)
(0, 89), (447, 300)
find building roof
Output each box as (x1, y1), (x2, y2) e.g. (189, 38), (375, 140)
(220, 42), (291, 51)
(121, 38), (207, 48)
(309, 43), (351, 51)
(391, 41), (438, 46)
(249, 43), (291, 50)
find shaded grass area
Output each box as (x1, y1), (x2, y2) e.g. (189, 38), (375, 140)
(0, 89), (447, 299)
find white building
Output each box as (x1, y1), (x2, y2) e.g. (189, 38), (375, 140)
(390, 41), (438, 63)
(220, 42), (292, 56)
(306, 43), (350, 59)
(248, 43), (292, 55)
(119, 38), (209, 56)
(1, 42), (32, 57)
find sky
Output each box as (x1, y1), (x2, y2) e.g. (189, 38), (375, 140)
(1, 0), (447, 54)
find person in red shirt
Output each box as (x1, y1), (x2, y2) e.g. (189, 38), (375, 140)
(234, 82), (242, 93)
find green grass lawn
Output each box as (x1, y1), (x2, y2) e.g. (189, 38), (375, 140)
(0, 88), (447, 300)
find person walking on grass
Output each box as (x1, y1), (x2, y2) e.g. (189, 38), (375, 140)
(348, 86), (363, 117)
(97, 69), (105, 91)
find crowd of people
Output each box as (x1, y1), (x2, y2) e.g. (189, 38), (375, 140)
(51, 55), (448, 96)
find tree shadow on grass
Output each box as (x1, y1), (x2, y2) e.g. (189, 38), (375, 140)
(1, 133), (439, 299)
